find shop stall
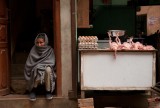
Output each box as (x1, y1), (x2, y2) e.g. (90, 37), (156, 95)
(78, 33), (156, 98)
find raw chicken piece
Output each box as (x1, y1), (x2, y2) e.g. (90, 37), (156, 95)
(121, 42), (132, 50)
(143, 45), (155, 50)
(108, 32), (121, 59)
(132, 42), (144, 50)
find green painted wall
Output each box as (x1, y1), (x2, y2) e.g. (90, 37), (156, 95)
(78, 5), (136, 39)
(112, 0), (128, 5)
(93, 6), (135, 36)
(93, 0), (128, 5)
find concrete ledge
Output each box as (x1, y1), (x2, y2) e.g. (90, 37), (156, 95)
(0, 95), (77, 108)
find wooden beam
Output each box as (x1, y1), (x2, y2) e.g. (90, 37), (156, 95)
(77, 0), (90, 28)
(70, 0), (78, 99)
(53, 0), (62, 96)
(78, 98), (94, 108)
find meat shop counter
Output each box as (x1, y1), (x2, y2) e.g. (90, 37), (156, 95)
(79, 49), (156, 97)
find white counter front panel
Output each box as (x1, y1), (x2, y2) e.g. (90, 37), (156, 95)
(81, 51), (156, 90)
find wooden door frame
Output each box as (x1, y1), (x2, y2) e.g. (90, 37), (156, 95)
(71, 0), (78, 98)
(0, 0), (10, 95)
(53, 0), (78, 97)
(53, 0), (62, 96)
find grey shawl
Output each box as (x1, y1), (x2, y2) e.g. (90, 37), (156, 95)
(24, 33), (56, 92)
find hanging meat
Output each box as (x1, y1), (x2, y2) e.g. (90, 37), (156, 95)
(108, 32), (121, 58)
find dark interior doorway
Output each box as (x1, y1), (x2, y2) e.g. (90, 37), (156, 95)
(9, 0), (54, 95)
(10, 0), (54, 53)
(136, 14), (147, 37)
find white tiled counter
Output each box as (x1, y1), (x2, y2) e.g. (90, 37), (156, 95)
(79, 49), (156, 92)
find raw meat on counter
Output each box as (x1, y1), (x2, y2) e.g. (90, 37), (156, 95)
(107, 32), (155, 59)
(108, 32), (155, 51)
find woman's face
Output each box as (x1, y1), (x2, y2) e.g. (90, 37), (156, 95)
(36, 38), (45, 47)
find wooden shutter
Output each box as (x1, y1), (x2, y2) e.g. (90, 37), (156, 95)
(0, 0), (10, 95)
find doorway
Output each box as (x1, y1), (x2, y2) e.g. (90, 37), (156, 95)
(136, 14), (147, 37)
(10, 0), (54, 53)
(9, 0), (55, 95)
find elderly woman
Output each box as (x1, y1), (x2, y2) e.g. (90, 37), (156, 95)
(24, 33), (56, 101)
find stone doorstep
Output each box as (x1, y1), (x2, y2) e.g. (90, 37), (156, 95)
(0, 94), (60, 100)
(0, 95), (77, 108)
(10, 79), (56, 95)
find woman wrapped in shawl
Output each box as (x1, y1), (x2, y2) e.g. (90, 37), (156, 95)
(24, 33), (56, 101)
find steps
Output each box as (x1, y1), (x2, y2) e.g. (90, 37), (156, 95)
(0, 95), (77, 108)
(11, 63), (26, 94)
(11, 52), (28, 94)
(11, 79), (27, 94)
(11, 64), (25, 79)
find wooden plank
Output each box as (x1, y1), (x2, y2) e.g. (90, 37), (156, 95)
(77, 0), (90, 28)
(0, 48), (9, 95)
(78, 98), (94, 103)
(0, 0), (7, 18)
(0, 24), (7, 43)
(53, 0), (62, 96)
(71, 0), (78, 98)
(0, 0), (9, 96)
(80, 107), (94, 108)
(78, 98), (94, 108)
